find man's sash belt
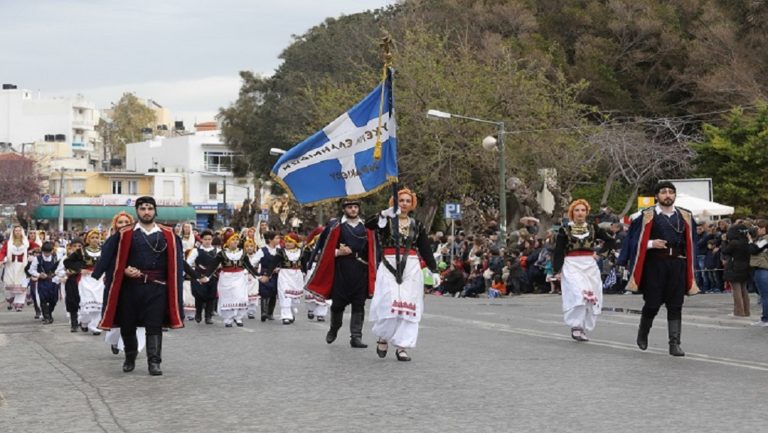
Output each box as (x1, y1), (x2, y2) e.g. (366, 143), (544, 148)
(129, 269), (167, 285)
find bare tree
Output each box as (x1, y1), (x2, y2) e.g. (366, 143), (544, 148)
(590, 118), (698, 217)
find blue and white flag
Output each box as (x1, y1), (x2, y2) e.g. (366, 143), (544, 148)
(271, 69), (398, 206)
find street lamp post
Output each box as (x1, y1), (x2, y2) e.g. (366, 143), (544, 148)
(56, 168), (67, 233)
(427, 109), (507, 245)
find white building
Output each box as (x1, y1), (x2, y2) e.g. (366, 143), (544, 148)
(125, 128), (251, 229)
(0, 85), (101, 165)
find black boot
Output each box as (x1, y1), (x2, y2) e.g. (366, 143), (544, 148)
(146, 334), (163, 376)
(122, 331), (139, 372)
(267, 296), (276, 320)
(668, 319), (685, 357)
(636, 315), (653, 351)
(69, 313), (79, 332)
(349, 310), (367, 348)
(194, 301), (203, 323)
(123, 351), (138, 372)
(326, 309), (343, 344)
(40, 302), (51, 324)
(204, 300), (214, 324)
(260, 299), (269, 322)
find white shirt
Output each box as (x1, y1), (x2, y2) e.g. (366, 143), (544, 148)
(28, 254), (63, 284)
(134, 223), (161, 235)
(648, 205), (680, 248)
(186, 246), (217, 267)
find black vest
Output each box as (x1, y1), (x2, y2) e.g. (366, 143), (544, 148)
(127, 230), (168, 274)
(650, 211), (686, 250)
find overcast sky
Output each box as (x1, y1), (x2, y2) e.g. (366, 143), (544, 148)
(1, 0), (397, 126)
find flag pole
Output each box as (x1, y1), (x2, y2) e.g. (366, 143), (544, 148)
(377, 34), (403, 284)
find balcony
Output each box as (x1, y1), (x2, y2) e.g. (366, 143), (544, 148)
(72, 118), (95, 130)
(203, 163), (232, 173)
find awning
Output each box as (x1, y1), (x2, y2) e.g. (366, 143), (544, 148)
(34, 205), (196, 222)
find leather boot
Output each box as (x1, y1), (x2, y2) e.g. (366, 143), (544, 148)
(146, 334), (163, 376)
(267, 296), (276, 320)
(69, 313), (79, 332)
(668, 319), (685, 357)
(122, 331), (139, 372)
(349, 310), (368, 348)
(40, 302), (51, 324)
(204, 300), (214, 324)
(260, 299), (269, 322)
(326, 309), (343, 344)
(636, 315), (653, 351)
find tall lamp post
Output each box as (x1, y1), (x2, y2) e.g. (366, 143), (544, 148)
(426, 109), (507, 245)
(56, 168), (67, 233)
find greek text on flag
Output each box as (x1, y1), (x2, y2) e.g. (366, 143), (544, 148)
(271, 71), (398, 206)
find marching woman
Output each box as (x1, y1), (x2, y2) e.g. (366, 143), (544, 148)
(242, 238), (261, 320)
(1, 225), (30, 312)
(65, 229), (105, 335)
(215, 232), (249, 327)
(552, 199), (614, 342)
(180, 223), (197, 321)
(186, 230), (219, 324)
(277, 233), (304, 325)
(94, 212), (145, 355)
(302, 227), (328, 322)
(366, 188), (438, 362)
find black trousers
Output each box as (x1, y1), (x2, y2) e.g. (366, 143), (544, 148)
(640, 256), (686, 320)
(331, 259), (368, 314)
(116, 281), (168, 329)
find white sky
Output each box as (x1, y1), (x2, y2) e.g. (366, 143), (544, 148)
(0, 0), (398, 126)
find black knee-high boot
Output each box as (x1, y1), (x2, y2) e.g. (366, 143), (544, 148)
(668, 319), (685, 357)
(267, 296), (276, 320)
(349, 310), (367, 348)
(326, 308), (343, 344)
(121, 329), (139, 373)
(69, 312), (79, 332)
(260, 298), (269, 322)
(637, 316), (653, 350)
(204, 300), (214, 324)
(146, 333), (163, 376)
(194, 300), (203, 323)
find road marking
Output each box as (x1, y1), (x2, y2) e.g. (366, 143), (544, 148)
(425, 313), (768, 372)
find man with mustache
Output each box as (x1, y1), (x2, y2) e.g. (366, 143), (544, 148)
(618, 181), (699, 357)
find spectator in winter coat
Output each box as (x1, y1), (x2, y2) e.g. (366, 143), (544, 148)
(722, 224), (752, 316)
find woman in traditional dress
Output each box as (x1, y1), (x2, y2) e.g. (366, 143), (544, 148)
(215, 233), (249, 327)
(180, 222), (197, 320)
(242, 238), (261, 320)
(2, 225), (30, 311)
(64, 229), (105, 334)
(366, 188), (437, 361)
(552, 199), (614, 342)
(276, 233), (304, 325)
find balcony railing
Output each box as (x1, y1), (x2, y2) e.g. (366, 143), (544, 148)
(204, 163), (232, 172)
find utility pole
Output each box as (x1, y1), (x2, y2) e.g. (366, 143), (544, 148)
(57, 169), (66, 233)
(222, 178), (227, 226)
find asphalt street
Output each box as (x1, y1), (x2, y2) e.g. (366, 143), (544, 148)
(1, 292), (766, 433)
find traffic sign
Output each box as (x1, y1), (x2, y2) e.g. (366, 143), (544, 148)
(444, 203), (461, 220)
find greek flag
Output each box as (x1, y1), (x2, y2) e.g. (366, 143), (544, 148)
(271, 69), (398, 206)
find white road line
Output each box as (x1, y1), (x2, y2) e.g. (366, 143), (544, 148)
(424, 313), (768, 372)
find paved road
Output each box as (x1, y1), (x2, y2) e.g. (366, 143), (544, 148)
(1, 292), (765, 433)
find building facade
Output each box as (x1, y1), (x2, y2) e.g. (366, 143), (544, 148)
(125, 128), (251, 229)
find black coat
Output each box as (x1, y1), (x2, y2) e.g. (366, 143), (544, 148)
(722, 226), (751, 282)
